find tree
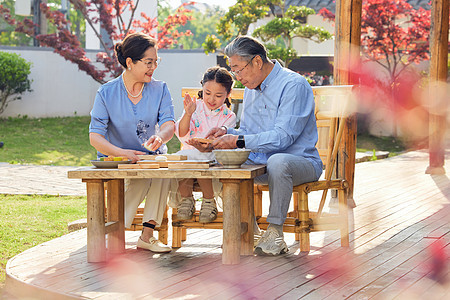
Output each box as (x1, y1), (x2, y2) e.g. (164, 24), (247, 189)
(204, 0), (332, 66)
(253, 4), (332, 66)
(0, 0), (194, 84)
(319, 0), (437, 136)
(319, 0), (434, 87)
(172, 6), (227, 50)
(0, 51), (32, 114)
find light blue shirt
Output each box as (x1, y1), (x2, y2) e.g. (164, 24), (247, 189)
(89, 74), (175, 158)
(229, 61), (323, 178)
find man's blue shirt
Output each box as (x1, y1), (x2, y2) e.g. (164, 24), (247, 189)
(229, 61), (323, 178)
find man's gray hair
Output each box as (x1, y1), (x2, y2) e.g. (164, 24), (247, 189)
(224, 36), (269, 63)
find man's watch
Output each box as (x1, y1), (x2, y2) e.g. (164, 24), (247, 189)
(236, 135), (245, 148)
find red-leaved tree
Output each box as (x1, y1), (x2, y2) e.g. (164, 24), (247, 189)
(320, 0), (432, 84)
(0, 1), (194, 84)
(319, 0), (441, 137)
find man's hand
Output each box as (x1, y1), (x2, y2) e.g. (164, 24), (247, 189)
(211, 134), (238, 149)
(206, 126), (227, 139)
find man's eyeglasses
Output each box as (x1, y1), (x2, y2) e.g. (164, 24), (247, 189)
(139, 57), (161, 68)
(230, 55), (256, 77)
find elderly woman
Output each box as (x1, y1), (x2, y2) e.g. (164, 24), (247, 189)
(89, 32), (175, 253)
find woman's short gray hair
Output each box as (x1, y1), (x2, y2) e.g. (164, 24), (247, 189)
(224, 36), (269, 63)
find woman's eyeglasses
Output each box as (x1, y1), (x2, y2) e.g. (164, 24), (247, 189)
(139, 57), (161, 69)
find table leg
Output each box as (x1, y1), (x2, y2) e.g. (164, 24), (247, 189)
(107, 179), (125, 254)
(85, 179), (106, 262)
(221, 179), (241, 265)
(240, 179), (254, 255)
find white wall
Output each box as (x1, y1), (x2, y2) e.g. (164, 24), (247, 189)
(155, 50), (217, 117)
(1, 47), (100, 117)
(0, 46), (217, 119)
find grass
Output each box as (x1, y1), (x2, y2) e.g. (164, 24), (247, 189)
(0, 116), (181, 166)
(356, 133), (407, 157)
(0, 194), (87, 291)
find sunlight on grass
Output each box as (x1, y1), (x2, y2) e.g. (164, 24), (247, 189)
(33, 151), (93, 166)
(0, 194), (87, 288)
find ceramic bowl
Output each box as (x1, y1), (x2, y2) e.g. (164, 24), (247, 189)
(213, 149), (251, 168)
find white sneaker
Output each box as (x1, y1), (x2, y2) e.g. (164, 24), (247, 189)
(254, 230), (264, 247)
(137, 237), (172, 253)
(254, 227), (288, 256)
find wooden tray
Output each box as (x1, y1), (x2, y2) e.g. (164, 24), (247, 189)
(138, 159), (213, 168)
(137, 154), (187, 161)
(118, 163), (159, 169)
(117, 160), (213, 169)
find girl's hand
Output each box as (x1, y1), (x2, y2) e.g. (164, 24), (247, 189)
(143, 135), (163, 152)
(187, 138), (214, 152)
(183, 93), (197, 116)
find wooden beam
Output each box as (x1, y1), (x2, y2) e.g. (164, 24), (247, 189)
(334, 0), (362, 204)
(426, 0), (449, 175)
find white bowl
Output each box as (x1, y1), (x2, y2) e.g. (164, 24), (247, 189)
(213, 149), (251, 168)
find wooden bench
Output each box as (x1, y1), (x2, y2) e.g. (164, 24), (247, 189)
(172, 85), (354, 250)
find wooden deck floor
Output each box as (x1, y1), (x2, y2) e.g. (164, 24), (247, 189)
(5, 150), (450, 299)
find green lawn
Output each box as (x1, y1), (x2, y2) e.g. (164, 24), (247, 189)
(0, 116), (181, 166)
(0, 194), (87, 291)
(356, 134), (407, 157)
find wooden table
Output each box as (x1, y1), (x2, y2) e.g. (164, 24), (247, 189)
(68, 164), (266, 264)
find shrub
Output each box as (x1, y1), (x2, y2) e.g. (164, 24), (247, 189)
(0, 51), (32, 114)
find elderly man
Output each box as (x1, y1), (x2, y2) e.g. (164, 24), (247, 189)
(192, 36), (323, 255)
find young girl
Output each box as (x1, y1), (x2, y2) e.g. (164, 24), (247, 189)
(174, 66), (236, 223)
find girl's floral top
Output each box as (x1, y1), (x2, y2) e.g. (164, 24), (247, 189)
(175, 99), (236, 150)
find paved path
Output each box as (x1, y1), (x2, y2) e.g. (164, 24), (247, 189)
(0, 163), (86, 196)
(0, 151), (392, 197)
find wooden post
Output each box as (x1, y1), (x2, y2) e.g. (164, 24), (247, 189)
(240, 179), (254, 255)
(298, 190), (310, 252)
(106, 179), (125, 254)
(85, 179), (106, 262)
(334, 0), (362, 204)
(221, 179), (241, 264)
(426, 0), (449, 175)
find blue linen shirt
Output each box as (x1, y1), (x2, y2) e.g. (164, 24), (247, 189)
(89, 74), (175, 157)
(228, 61), (323, 178)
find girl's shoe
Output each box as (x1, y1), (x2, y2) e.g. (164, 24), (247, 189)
(199, 199), (218, 223)
(176, 197), (195, 220)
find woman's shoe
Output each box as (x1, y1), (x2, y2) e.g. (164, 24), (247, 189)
(199, 199), (218, 223)
(137, 236), (172, 253)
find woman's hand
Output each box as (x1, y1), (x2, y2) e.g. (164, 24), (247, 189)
(143, 135), (163, 152)
(187, 138), (214, 152)
(183, 93), (196, 116)
(122, 149), (146, 163)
